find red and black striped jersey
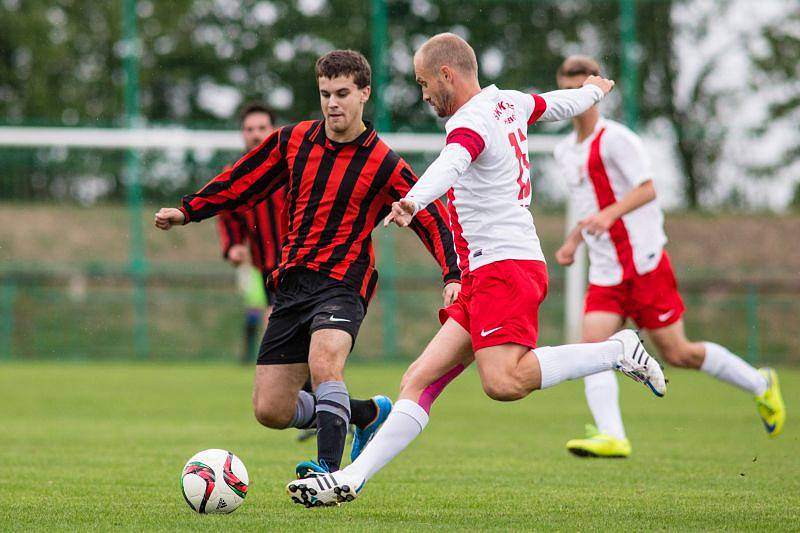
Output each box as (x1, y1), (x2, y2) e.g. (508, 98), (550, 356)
(181, 120), (459, 302)
(216, 185), (287, 274)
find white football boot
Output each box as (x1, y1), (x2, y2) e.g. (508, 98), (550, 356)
(286, 471), (365, 508)
(610, 329), (666, 397)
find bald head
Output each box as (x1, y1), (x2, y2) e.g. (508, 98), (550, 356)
(557, 55), (601, 79)
(415, 32), (478, 76)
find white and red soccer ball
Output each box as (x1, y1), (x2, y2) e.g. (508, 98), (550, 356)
(180, 449), (249, 514)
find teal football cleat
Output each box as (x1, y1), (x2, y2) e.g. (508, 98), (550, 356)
(350, 395), (393, 462)
(295, 459), (330, 480)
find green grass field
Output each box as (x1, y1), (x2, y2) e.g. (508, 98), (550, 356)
(2, 362), (798, 531)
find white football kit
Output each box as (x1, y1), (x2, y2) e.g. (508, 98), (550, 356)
(553, 117), (667, 286)
(406, 84), (606, 274)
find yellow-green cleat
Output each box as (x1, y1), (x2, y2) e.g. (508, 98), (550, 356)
(756, 368), (785, 438)
(566, 424), (631, 458)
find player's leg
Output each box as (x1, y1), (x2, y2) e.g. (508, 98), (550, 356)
(306, 328), (355, 473)
(252, 363), (312, 428)
(287, 318), (473, 506)
(646, 319), (784, 437)
(242, 307), (262, 364)
(346, 318), (473, 480)
(468, 259), (664, 400)
(566, 311), (630, 457)
(241, 266), (268, 364)
(471, 329), (665, 399)
(252, 291), (317, 429)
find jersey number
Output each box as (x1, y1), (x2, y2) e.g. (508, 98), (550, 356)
(508, 129), (531, 200)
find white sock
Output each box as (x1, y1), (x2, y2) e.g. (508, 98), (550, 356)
(584, 371), (626, 440)
(344, 399), (429, 482)
(534, 340), (622, 389)
(701, 342), (767, 396)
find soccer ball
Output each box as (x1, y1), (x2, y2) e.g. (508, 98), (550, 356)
(180, 449), (249, 514)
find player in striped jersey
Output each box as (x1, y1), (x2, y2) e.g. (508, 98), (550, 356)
(155, 50), (460, 485)
(551, 56), (785, 457)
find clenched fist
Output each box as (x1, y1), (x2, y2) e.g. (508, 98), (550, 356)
(154, 208), (185, 230)
(583, 75), (615, 95)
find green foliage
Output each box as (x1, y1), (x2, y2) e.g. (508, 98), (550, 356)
(1, 0), (796, 207)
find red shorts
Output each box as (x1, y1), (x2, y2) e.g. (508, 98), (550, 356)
(585, 252), (685, 330)
(439, 259), (548, 351)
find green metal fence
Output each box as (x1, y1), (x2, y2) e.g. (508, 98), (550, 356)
(1, 260), (798, 364)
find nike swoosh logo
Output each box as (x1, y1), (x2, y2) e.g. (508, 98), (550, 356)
(329, 315), (351, 323)
(658, 310), (675, 322)
(762, 419), (777, 433)
(480, 326), (503, 337)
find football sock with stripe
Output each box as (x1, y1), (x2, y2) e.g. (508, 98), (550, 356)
(288, 390), (317, 429)
(315, 381), (351, 471)
(534, 340), (623, 389)
(344, 399), (428, 483)
(349, 398), (379, 430)
(701, 342), (768, 396)
(584, 370), (626, 440)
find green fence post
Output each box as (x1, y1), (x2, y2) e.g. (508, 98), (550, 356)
(0, 278), (16, 359)
(372, 0), (399, 358)
(746, 283), (760, 364)
(123, 0), (148, 359)
(620, 0), (640, 130)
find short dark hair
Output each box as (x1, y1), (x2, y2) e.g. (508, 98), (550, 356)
(239, 102), (277, 126)
(557, 55), (601, 78)
(315, 50), (371, 89)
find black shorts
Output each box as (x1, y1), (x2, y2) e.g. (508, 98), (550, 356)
(257, 267), (366, 365)
(260, 271), (277, 307)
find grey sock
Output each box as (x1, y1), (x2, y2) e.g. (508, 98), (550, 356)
(315, 381), (351, 470)
(289, 390), (317, 429)
(315, 381), (351, 423)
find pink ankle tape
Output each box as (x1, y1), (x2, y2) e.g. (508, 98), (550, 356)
(418, 364), (465, 414)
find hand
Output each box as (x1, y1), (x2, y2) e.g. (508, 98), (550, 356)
(383, 199), (416, 228)
(580, 208), (616, 236)
(583, 75), (615, 95)
(555, 242), (577, 266)
(443, 282), (461, 307)
(154, 208), (185, 230)
(227, 244), (248, 266)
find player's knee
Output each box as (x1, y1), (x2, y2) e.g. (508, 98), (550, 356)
(252, 402), (291, 429)
(481, 375), (526, 402)
(308, 355), (342, 384)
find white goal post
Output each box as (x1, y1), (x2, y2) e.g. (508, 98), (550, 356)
(0, 125), (585, 342)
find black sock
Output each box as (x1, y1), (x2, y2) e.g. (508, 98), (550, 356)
(350, 398), (378, 430)
(314, 381), (351, 472)
(316, 411), (347, 471)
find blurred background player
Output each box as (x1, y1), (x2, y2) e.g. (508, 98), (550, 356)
(216, 102), (318, 442)
(217, 103), (286, 364)
(552, 55), (786, 458)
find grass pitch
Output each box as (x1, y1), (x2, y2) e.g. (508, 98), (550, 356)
(1, 362), (798, 531)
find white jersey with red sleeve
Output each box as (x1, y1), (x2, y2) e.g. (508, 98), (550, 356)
(405, 84), (606, 274)
(553, 117), (667, 286)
